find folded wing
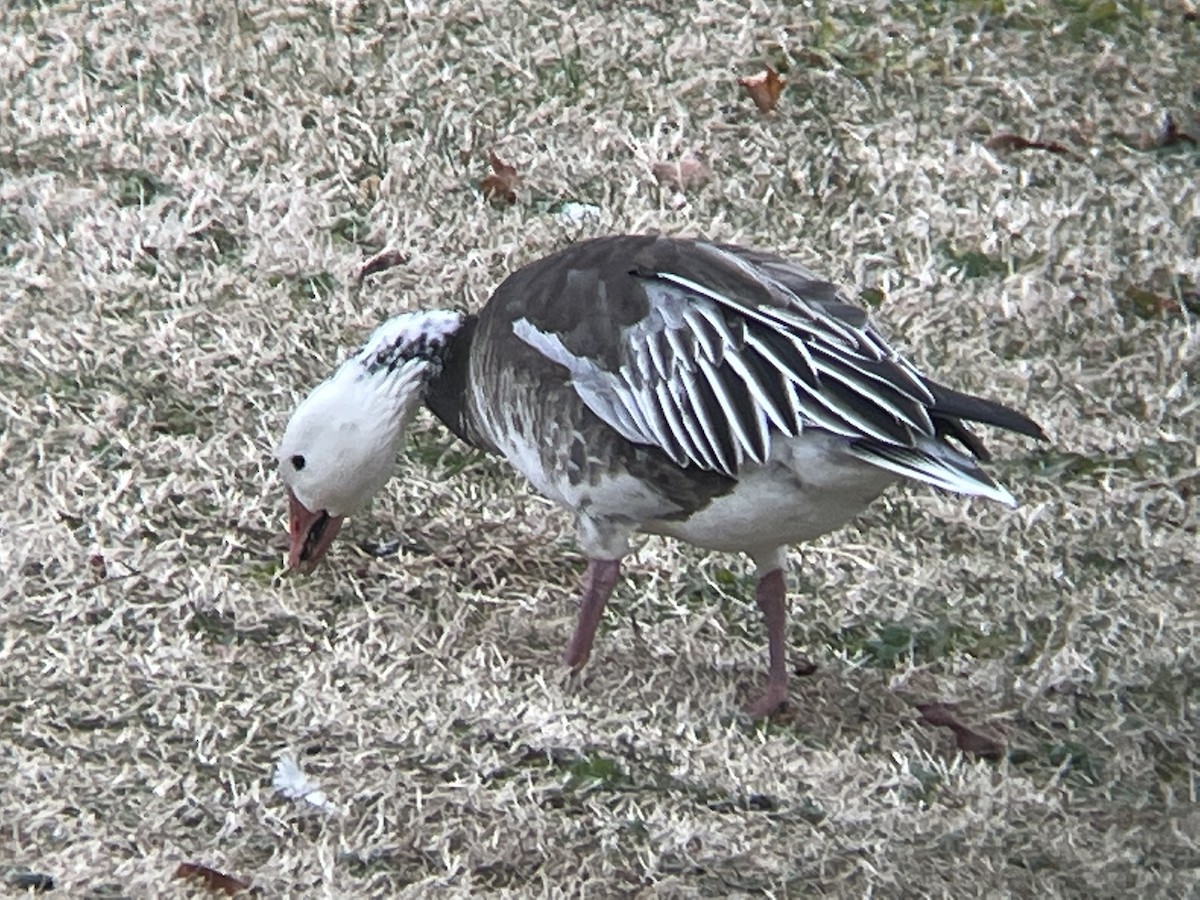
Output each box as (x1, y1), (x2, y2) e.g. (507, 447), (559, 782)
(512, 240), (1043, 505)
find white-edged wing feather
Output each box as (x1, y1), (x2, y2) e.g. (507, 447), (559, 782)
(511, 242), (1007, 503)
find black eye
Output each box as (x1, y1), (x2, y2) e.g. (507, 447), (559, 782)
(291, 454), (306, 471)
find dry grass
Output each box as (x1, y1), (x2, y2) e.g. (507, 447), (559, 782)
(3, 0), (1198, 896)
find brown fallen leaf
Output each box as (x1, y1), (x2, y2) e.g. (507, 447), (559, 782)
(174, 862), (251, 895)
(480, 149), (519, 204)
(915, 702), (1005, 761)
(985, 133), (1073, 156)
(914, 702), (958, 728)
(651, 157), (711, 191)
(738, 66), (785, 114)
(359, 248), (408, 281)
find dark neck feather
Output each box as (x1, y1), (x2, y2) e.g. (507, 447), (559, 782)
(424, 314), (493, 452)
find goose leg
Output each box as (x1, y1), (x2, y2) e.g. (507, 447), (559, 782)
(745, 567), (789, 718)
(564, 558), (621, 670)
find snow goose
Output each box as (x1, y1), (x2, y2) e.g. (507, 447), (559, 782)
(276, 235), (1045, 717)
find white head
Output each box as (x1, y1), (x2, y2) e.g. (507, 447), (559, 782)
(276, 310), (464, 571)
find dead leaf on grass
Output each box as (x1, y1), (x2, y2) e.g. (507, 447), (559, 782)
(174, 862), (251, 895)
(985, 133), (1073, 156)
(481, 149), (519, 204)
(915, 702), (1006, 760)
(359, 248), (408, 281)
(738, 66), (785, 114)
(651, 157), (711, 190)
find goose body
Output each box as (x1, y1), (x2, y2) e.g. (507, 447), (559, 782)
(277, 235), (1045, 716)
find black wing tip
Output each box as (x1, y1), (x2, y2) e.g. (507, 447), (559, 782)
(995, 407), (1049, 442)
(926, 380), (1048, 442)
(981, 404), (1048, 442)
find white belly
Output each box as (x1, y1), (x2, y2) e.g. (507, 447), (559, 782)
(482, 394), (895, 565)
(647, 434), (896, 565)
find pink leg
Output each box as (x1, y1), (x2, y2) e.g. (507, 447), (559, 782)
(745, 568), (789, 718)
(563, 558), (622, 670)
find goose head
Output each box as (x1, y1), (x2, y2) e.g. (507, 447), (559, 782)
(276, 311), (464, 572)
